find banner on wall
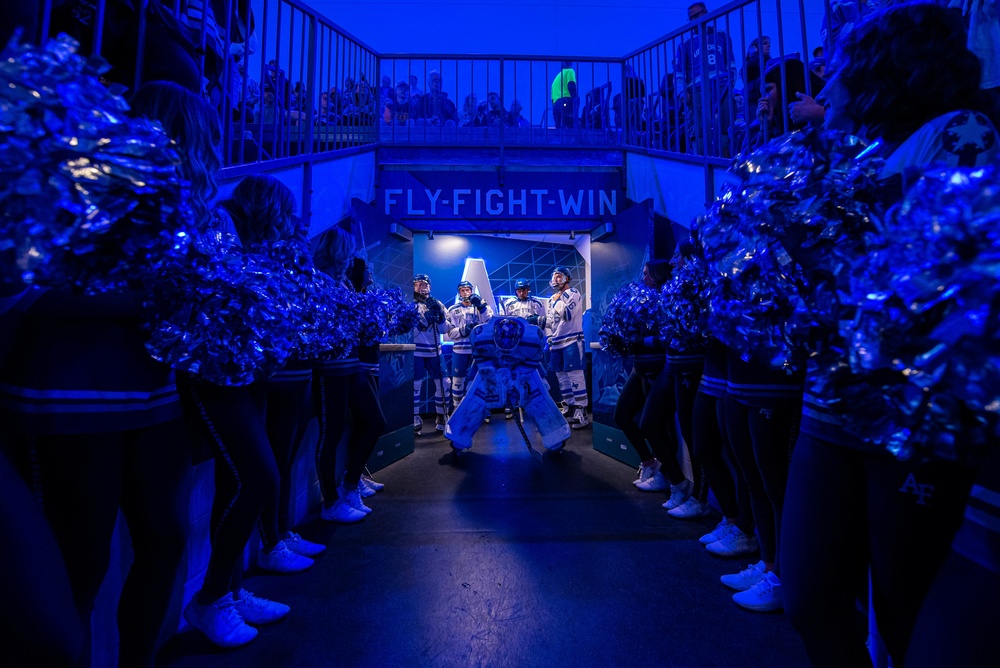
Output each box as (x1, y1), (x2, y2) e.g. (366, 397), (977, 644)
(377, 170), (625, 230)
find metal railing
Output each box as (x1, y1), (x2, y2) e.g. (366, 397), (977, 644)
(16, 0), (379, 171)
(622, 0), (829, 165)
(16, 0), (834, 168)
(375, 55), (623, 148)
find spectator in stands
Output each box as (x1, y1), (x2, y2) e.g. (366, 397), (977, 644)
(289, 82), (312, 126)
(674, 2), (736, 156)
(409, 74), (424, 100)
(382, 81), (417, 126)
(615, 64), (647, 140)
(485, 92), (506, 127)
(415, 70), (458, 126)
(379, 75), (393, 105)
(460, 93), (480, 127)
(506, 99), (530, 128)
(264, 60), (290, 107)
(657, 72), (686, 151)
(475, 100), (490, 126)
(551, 61), (578, 128)
(235, 59), (260, 123)
(744, 35), (771, 85)
(318, 90), (341, 125)
(261, 88), (281, 125)
(344, 80), (376, 125)
(339, 85), (355, 113)
(744, 59), (824, 152)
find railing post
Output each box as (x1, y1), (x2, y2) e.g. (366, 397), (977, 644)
(305, 13), (317, 155)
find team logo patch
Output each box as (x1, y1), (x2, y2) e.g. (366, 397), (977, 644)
(942, 111), (996, 166)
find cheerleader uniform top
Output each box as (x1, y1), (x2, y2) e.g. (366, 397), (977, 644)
(268, 358), (314, 385)
(358, 343), (379, 377)
(726, 348), (805, 410)
(799, 109), (1000, 452)
(665, 346), (706, 377)
(631, 338), (666, 379)
(0, 287), (180, 435)
(697, 338), (728, 398)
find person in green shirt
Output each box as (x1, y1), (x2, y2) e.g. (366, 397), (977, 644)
(551, 61), (578, 128)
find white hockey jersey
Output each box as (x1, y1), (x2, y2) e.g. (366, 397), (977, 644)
(545, 287), (584, 350)
(502, 296), (546, 326)
(413, 297), (449, 358)
(447, 300), (493, 354)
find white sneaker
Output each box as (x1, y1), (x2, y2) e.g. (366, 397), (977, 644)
(184, 594), (257, 647)
(339, 483), (372, 514)
(667, 497), (710, 518)
(257, 540), (314, 573)
(559, 401), (570, 415)
(362, 472), (385, 491)
(662, 479), (693, 510)
(233, 588), (290, 624)
(633, 459), (661, 486)
(358, 479), (377, 498)
(732, 572), (783, 612)
(505, 407), (514, 419)
(283, 531), (326, 557)
(706, 527), (759, 558)
(570, 407), (589, 430)
(320, 498), (366, 523)
(721, 560), (767, 591)
(636, 470), (668, 491)
(435, 416), (446, 431)
(699, 518), (730, 545)
(414, 415), (423, 433)
(360, 477), (385, 496)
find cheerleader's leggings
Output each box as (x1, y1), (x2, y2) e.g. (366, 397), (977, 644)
(315, 370), (386, 503)
(781, 432), (974, 667)
(179, 378), (279, 604)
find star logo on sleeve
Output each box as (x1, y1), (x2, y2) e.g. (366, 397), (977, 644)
(942, 111), (997, 166)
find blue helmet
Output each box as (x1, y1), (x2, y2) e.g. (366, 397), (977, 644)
(413, 273), (431, 283)
(514, 279), (531, 290)
(457, 280), (474, 290)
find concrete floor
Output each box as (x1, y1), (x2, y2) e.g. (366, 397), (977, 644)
(160, 419), (809, 667)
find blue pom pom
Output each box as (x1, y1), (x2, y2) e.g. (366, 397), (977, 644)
(599, 281), (662, 357)
(700, 127), (884, 371)
(832, 165), (1000, 462)
(0, 36), (192, 293)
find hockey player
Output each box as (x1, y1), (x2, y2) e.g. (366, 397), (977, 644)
(502, 279), (547, 326)
(501, 279), (547, 418)
(447, 280), (493, 410)
(412, 274), (449, 434)
(545, 266), (589, 428)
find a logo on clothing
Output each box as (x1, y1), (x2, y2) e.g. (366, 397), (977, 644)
(758, 408), (773, 420)
(899, 472), (935, 505)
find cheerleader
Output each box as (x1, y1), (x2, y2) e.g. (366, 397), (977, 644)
(313, 227), (386, 523)
(131, 84), (290, 649)
(612, 260), (690, 499)
(0, 79), (203, 665)
(778, 6), (1000, 664)
(218, 175), (325, 567)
